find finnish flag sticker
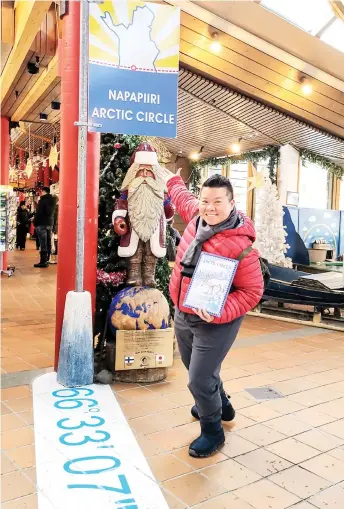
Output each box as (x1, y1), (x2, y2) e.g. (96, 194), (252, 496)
(124, 356), (135, 366)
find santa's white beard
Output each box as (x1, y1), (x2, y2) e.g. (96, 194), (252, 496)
(128, 177), (164, 242)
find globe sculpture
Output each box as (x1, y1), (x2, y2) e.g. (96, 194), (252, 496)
(107, 286), (171, 383)
(109, 286), (170, 333)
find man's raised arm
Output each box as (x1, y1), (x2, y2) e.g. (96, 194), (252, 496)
(163, 169), (199, 224)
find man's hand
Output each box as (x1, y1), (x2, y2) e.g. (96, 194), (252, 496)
(160, 167), (183, 183)
(192, 308), (214, 323)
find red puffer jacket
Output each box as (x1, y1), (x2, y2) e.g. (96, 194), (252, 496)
(167, 176), (264, 324)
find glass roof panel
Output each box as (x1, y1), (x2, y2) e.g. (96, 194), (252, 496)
(260, 0), (335, 34)
(260, 0), (344, 53)
(320, 18), (344, 52)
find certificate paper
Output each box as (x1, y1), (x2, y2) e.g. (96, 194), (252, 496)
(183, 253), (239, 317)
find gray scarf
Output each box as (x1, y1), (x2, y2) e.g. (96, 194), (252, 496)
(181, 207), (240, 271)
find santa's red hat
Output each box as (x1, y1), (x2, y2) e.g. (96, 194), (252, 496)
(130, 142), (159, 166)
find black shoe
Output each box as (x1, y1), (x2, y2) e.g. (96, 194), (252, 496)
(34, 261), (49, 268)
(34, 251), (49, 268)
(191, 393), (235, 422)
(189, 420), (225, 458)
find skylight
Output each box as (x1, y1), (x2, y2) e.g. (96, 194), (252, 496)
(260, 0), (344, 52)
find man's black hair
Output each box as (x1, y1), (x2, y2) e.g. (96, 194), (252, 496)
(202, 174), (234, 199)
(42, 186), (50, 194)
(20, 200), (26, 206)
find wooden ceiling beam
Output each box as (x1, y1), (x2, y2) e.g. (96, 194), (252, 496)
(11, 54), (58, 122)
(0, 0), (52, 103)
(1, 2), (14, 73)
(330, 0), (344, 21)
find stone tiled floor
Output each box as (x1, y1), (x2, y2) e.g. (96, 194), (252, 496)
(2, 241), (344, 508)
(2, 243), (56, 374)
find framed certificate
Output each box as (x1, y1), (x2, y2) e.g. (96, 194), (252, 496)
(183, 252), (239, 317)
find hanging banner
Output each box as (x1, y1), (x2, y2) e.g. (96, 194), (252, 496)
(88, 1), (180, 138)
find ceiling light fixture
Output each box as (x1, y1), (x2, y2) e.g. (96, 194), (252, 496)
(190, 146), (204, 161)
(231, 138), (242, 153)
(300, 76), (313, 95)
(40, 113), (48, 121)
(210, 32), (221, 53)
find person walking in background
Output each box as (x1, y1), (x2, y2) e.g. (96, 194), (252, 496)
(164, 169), (264, 458)
(16, 201), (30, 250)
(33, 187), (56, 268)
(49, 196), (59, 264)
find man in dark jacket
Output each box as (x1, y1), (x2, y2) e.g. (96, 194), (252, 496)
(33, 187), (56, 268)
(16, 201), (30, 250)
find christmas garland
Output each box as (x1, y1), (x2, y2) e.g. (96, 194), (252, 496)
(96, 269), (126, 287)
(189, 145), (280, 194)
(300, 149), (344, 179)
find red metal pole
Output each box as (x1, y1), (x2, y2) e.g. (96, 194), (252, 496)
(84, 132), (100, 311)
(1, 117), (9, 184)
(1, 117), (10, 270)
(54, 2), (100, 370)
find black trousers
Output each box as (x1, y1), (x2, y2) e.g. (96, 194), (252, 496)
(36, 226), (52, 256)
(16, 225), (28, 249)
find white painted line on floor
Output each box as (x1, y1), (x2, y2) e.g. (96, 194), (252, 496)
(33, 372), (169, 509)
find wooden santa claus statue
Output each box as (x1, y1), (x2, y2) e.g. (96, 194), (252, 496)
(112, 142), (174, 287)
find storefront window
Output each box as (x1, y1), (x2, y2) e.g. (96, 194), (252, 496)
(230, 163), (249, 214)
(298, 161), (330, 209)
(204, 162), (248, 214)
(206, 165), (222, 179)
(253, 161), (269, 225)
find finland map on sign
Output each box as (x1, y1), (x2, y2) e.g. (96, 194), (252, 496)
(101, 8), (159, 71)
(88, 0), (180, 137)
(89, 1), (180, 73)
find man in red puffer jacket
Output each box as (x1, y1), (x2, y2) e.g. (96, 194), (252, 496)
(165, 169), (264, 458)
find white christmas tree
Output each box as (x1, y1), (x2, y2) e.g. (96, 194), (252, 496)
(254, 177), (292, 267)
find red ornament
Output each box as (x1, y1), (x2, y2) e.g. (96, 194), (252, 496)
(114, 143), (121, 149)
(114, 217), (128, 236)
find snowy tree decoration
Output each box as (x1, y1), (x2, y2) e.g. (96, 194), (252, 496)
(254, 177), (292, 267)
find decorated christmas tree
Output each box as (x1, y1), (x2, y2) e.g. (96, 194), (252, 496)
(95, 134), (173, 342)
(254, 177), (292, 267)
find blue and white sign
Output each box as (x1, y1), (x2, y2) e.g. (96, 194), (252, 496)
(298, 208), (340, 256)
(88, 1), (180, 138)
(33, 372), (169, 509)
